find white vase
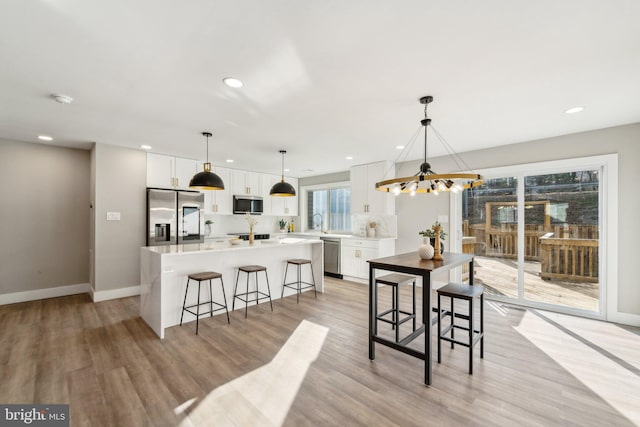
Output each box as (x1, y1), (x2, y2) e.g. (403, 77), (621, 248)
(204, 224), (211, 236)
(418, 238), (435, 260)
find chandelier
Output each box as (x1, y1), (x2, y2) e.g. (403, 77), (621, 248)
(375, 96), (483, 195)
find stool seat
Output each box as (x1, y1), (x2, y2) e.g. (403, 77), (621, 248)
(286, 258), (311, 265)
(438, 282), (484, 299)
(188, 271), (222, 281)
(376, 273), (415, 286)
(239, 265), (267, 273)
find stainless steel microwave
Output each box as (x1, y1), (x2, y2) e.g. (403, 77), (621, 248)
(233, 195), (263, 215)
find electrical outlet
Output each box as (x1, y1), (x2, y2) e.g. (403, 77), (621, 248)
(106, 212), (121, 221)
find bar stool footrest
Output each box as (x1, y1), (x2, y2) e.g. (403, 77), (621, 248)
(234, 291), (272, 304)
(282, 281), (316, 291)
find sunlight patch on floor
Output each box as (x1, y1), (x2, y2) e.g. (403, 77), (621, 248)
(514, 311), (640, 425)
(178, 320), (329, 427)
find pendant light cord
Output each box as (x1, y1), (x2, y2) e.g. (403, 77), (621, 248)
(206, 133), (210, 163)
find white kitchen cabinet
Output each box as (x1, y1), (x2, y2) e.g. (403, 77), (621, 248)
(147, 153), (198, 190)
(350, 161), (395, 214)
(202, 166), (233, 214)
(232, 169), (262, 196)
(341, 238), (395, 280)
(270, 175), (299, 216)
(261, 174), (274, 215)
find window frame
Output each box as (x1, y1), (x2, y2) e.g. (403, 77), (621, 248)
(450, 153), (618, 321)
(300, 181), (351, 233)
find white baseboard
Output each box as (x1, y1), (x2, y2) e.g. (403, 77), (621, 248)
(0, 283), (90, 305)
(92, 285), (141, 303)
(609, 311), (640, 327)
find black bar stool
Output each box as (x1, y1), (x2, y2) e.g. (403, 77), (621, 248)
(281, 259), (317, 303)
(375, 273), (417, 343)
(233, 265), (273, 318)
(180, 271), (230, 334)
(437, 282), (484, 374)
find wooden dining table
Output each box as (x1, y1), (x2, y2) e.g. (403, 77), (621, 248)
(367, 251), (474, 386)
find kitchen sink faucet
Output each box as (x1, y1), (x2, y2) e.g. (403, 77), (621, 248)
(312, 213), (325, 234)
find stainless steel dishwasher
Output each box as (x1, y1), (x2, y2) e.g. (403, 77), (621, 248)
(321, 237), (342, 278)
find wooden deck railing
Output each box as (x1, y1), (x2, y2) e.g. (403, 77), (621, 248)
(539, 237), (598, 282)
(462, 221), (599, 282)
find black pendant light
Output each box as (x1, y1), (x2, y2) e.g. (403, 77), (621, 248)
(270, 150), (296, 197)
(189, 132), (225, 190)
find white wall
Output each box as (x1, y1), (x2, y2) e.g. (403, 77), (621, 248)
(0, 139), (90, 296)
(395, 123), (640, 319)
(92, 143), (146, 295)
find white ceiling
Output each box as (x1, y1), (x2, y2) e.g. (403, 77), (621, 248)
(1, 0), (639, 178)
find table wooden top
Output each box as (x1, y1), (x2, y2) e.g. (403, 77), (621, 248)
(367, 251), (473, 273)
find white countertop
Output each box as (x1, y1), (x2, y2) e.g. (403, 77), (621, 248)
(289, 232), (396, 241)
(143, 237), (321, 255)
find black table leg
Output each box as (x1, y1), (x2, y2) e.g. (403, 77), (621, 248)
(469, 258), (474, 286)
(369, 263), (376, 360)
(424, 272), (432, 386)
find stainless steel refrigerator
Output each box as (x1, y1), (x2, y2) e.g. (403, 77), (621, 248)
(146, 188), (204, 246)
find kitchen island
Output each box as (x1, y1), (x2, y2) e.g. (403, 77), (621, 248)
(140, 238), (323, 338)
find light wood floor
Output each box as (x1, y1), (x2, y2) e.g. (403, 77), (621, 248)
(1, 278), (638, 426)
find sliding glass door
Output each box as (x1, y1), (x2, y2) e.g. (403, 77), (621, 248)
(458, 161), (603, 317)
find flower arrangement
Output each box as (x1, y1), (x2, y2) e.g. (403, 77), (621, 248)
(205, 220), (213, 225)
(278, 218), (288, 230)
(418, 221), (447, 240)
(245, 213), (259, 232)
(369, 221), (377, 229)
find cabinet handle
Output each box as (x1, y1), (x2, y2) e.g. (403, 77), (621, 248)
(176, 177), (179, 187)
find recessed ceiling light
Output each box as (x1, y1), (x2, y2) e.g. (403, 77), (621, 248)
(51, 94), (73, 104)
(223, 77), (243, 88)
(226, 159), (234, 163)
(395, 145), (405, 150)
(38, 135), (53, 141)
(565, 106), (584, 114)
(140, 145), (152, 150)
(345, 156), (353, 160)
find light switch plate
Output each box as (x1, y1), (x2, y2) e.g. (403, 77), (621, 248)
(438, 215), (449, 223)
(106, 212), (121, 221)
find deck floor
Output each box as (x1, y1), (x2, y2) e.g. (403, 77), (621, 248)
(473, 256), (599, 312)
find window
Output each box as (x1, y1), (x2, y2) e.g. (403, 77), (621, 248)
(306, 187), (351, 232)
(453, 154), (617, 320)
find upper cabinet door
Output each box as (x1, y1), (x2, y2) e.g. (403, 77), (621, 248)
(350, 161), (395, 215)
(147, 153), (198, 190)
(201, 165), (232, 214)
(285, 177), (299, 216)
(232, 170), (263, 196)
(147, 153), (175, 189)
(349, 165), (368, 213)
(366, 162), (394, 215)
(174, 157), (198, 190)
(213, 167), (233, 214)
